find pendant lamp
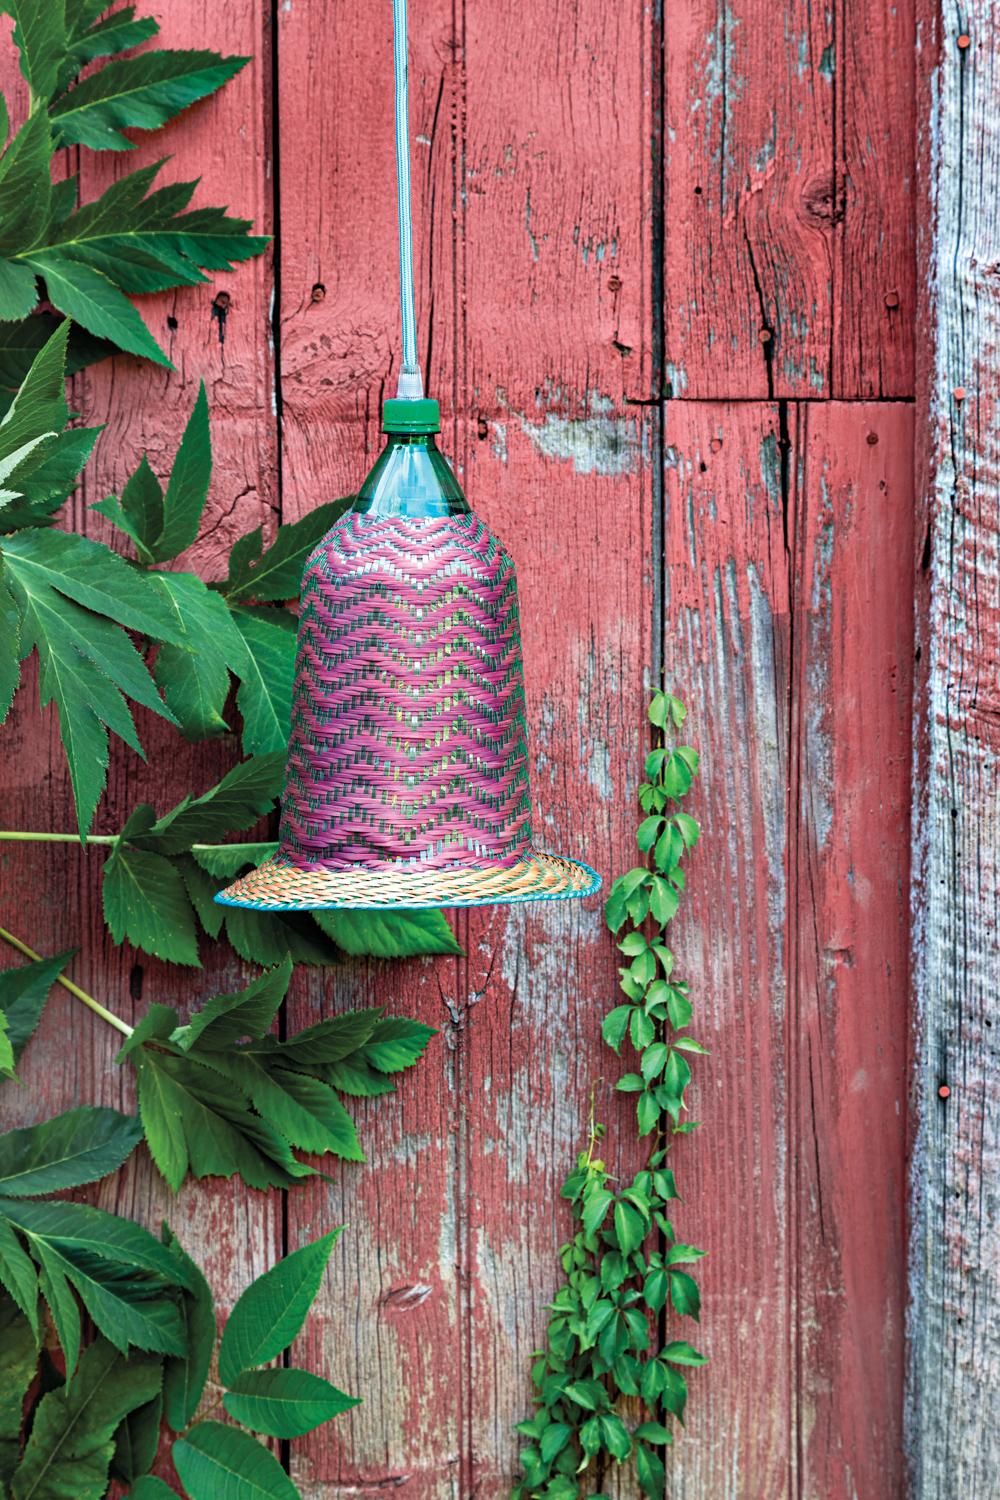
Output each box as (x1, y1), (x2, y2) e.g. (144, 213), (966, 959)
(216, 0), (600, 913)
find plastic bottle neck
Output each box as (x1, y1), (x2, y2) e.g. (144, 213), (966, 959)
(352, 431), (470, 518)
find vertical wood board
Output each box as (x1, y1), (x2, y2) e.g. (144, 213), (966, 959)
(907, 4), (1000, 1495)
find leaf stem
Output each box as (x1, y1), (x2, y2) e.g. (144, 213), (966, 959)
(0, 831), (116, 844)
(0, 928), (133, 1037)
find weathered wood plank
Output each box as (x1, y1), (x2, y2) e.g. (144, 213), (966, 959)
(792, 401), (912, 1499)
(907, 4), (1000, 1493)
(835, 0), (916, 397)
(659, 401), (792, 1499)
(662, 0), (833, 399)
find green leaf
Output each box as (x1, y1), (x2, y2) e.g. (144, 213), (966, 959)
(11, 1337), (161, 1500)
(131, 1045), (314, 1193)
(0, 1197), (193, 1285)
(113, 1003), (177, 1062)
(160, 1223), (215, 1432)
(127, 752), (284, 856)
(5, 0), (67, 108)
(321, 1054), (396, 1098)
(0, 258), (38, 321)
(224, 904), (342, 969)
(102, 844), (201, 966)
(110, 1390), (161, 1486)
(0, 1288), (38, 1491)
(313, 907), (462, 959)
(204, 1054), (365, 1163)
(223, 1367), (359, 1438)
(190, 840), (277, 879)
(643, 1267), (668, 1316)
(50, 50), (250, 151)
(635, 1442), (665, 1500)
(251, 1010), (381, 1068)
(23, 251), (174, 366)
(230, 604), (297, 755)
(0, 1215), (39, 1334)
(32, 1231), (81, 1374)
(124, 1475), (176, 1499)
(58, 1246), (186, 1356)
(92, 452), (163, 560)
(0, 1105), (141, 1195)
(669, 1269), (701, 1320)
(0, 558), (20, 723)
(0, 316), (67, 460)
(580, 1188), (613, 1238)
(666, 984), (692, 1031)
(562, 1379), (605, 1412)
(0, 109), (52, 267)
(218, 1227), (342, 1386)
(660, 1339), (708, 1367)
(150, 378), (210, 560)
(173, 1420), (299, 1500)
(357, 1017), (437, 1073)
(597, 1412), (632, 1463)
(539, 1422), (572, 1463)
(148, 571), (249, 738)
(178, 962), (290, 1052)
(613, 1199), (646, 1257)
(659, 1363), (688, 1422)
(601, 1005), (632, 1055)
(57, 9), (159, 94)
(218, 498), (354, 601)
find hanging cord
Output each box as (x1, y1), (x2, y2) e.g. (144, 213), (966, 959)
(393, 0), (423, 399)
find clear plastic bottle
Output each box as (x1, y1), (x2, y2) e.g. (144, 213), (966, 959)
(352, 397), (470, 518)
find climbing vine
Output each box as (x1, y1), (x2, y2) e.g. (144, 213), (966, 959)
(513, 691), (706, 1500)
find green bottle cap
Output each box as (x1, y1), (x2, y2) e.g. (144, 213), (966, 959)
(382, 397), (440, 433)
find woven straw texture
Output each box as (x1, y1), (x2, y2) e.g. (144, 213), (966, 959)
(219, 509), (601, 909)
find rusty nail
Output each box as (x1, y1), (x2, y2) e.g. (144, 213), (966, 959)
(953, 386), (967, 402)
(867, 432), (879, 446)
(311, 283), (326, 303)
(710, 438), (723, 453)
(607, 276), (622, 293)
(939, 1085), (951, 1098)
(477, 417), (488, 439)
(212, 291), (231, 311)
(957, 33), (971, 48)
(884, 291), (899, 308)
(759, 327), (772, 343)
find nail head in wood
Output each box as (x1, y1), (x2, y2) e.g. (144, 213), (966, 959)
(607, 276), (622, 292)
(867, 432), (879, 445)
(957, 33), (971, 48)
(953, 386), (967, 401)
(759, 327), (772, 343)
(884, 291), (899, 308)
(939, 1085), (951, 1098)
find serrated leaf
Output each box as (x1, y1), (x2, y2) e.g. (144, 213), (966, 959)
(613, 1199), (646, 1257)
(2, 425), (101, 529)
(0, 1197), (193, 1286)
(50, 49), (250, 151)
(23, 250), (174, 366)
(0, 950), (72, 1069)
(0, 559), (20, 723)
(11, 1337), (161, 1500)
(57, 8), (159, 94)
(0, 257), (38, 321)
(581, 1188), (613, 1237)
(218, 498), (354, 601)
(56, 1245), (186, 1355)
(114, 1003), (177, 1063)
(128, 752), (283, 856)
(224, 1366), (359, 1438)
(635, 1441), (665, 1500)
(669, 1269), (701, 1320)
(148, 571), (249, 737)
(102, 844), (201, 966)
(131, 1045), (314, 1193)
(0, 1105), (140, 1195)
(123, 1476), (176, 1499)
(248, 1009), (381, 1068)
(191, 840), (277, 878)
(230, 604), (296, 755)
(179, 961), (290, 1051)
(218, 1228), (341, 1386)
(597, 1412), (632, 1463)
(4, 0), (67, 102)
(92, 452), (163, 560)
(0, 1215), (39, 1334)
(660, 1339), (708, 1367)
(202, 1054), (365, 1163)
(321, 1053), (396, 1098)
(539, 1422), (572, 1463)
(0, 316), (67, 457)
(660, 1363), (688, 1422)
(160, 1223), (215, 1432)
(110, 1390), (161, 1486)
(150, 378), (210, 559)
(0, 1287), (38, 1490)
(224, 903), (343, 968)
(313, 906), (462, 959)
(357, 1017), (437, 1073)
(601, 1004), (632, 1055)
(173, 1420), (299, 1500)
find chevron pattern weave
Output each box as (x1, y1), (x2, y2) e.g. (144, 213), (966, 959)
(277, 511), (533, 872)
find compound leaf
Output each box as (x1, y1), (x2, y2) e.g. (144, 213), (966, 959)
(49, 49), (250, 152)
(313, 908), (462, 959)
(173, 1420), (298, 1500)
(0, 949), (72, 1068)
(229, 603), (296, 756)
(218, 497), (353, 602)
(160, 1223), (215, 1431)
(103, 844), (200, 966)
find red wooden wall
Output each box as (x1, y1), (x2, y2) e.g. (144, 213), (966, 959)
(0, 1), (917, 1497)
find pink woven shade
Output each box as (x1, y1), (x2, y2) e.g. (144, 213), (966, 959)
(217, 506), (600, 910)
(282, 512), (531, 870)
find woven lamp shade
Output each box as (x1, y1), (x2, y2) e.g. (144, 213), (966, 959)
(217, 492), (601, 911)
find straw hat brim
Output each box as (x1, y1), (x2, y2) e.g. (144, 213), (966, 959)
(215, 852), (601, 911)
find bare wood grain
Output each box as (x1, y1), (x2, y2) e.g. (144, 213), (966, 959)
(907, 4), (1000, 1494)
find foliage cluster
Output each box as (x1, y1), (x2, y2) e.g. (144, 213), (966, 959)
(0, 1104), (354, 1499)
(513, 694), (707, 1500)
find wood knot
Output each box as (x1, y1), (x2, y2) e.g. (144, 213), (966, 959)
(607, 276), (622, 292)
(800, 174), (843, 226)
(379, 1283), (433, 1313)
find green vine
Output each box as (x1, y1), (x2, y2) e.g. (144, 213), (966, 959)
(513, 692), (707, 1500)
